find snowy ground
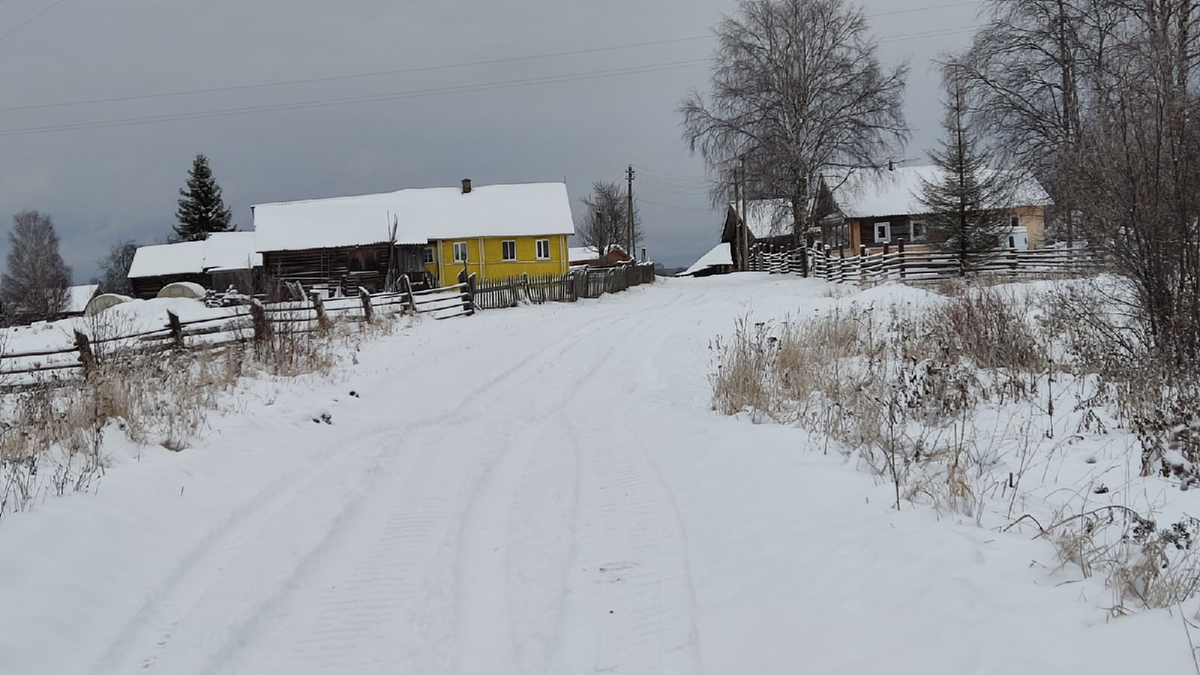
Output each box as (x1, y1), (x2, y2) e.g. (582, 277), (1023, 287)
(1, 274), (1197, 674)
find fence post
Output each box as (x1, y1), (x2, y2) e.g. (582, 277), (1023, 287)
(310, 292), (330, 329)
(74, 330), (96, 377)
(358, 286), (374, 322)
(400, 275), (417, 314)
(463, 273), (476, 316)
(898, 239), (907, 280)
(250, 300), (272, 344)
(522, 273), (532, 304)
(859, 244), (868, 284)
(167, 311), (185, 349)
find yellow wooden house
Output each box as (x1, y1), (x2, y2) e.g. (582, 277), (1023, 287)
(422, 180), (571, 286)
(252, 179), (574, 293)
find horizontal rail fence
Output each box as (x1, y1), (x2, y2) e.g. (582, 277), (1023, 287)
(749, 241), (1102, 285)
(1, 264), (656, 387)
(473, 263), (655, 309)
(0, 276), (474, 387)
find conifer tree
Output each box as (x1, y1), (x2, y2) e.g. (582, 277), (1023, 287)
(918, 64), (1014, 274)
(174, 153), (234, 241)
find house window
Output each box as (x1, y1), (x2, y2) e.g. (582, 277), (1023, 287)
(423, 247), (434, 264)
(501, 240), (517, 261)
(453, 241), (468, 263)
(536, 239), (551, 260)
(911, 221), (928, 241)
(1010, 215), (1020, 228)
(874, 221), (891, 243)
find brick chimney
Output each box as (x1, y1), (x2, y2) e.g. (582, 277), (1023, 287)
(461, 178), (472, 194)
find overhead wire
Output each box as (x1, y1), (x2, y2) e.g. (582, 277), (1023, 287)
(0, 3), (984, 137)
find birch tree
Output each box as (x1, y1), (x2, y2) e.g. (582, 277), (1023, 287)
(680, 0), (909, 242)
(1, 210), (71, 322)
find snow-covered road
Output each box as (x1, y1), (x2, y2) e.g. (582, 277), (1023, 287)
(1, 275), (1194, 673)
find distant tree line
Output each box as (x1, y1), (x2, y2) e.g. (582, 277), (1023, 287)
(0, 153), (234, 325)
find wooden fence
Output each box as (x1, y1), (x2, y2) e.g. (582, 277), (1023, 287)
(748, 240), (1103, 284)
(0, 277), (473, 386)
(0, 264), (657, 387)
(472, 263), (656, 310)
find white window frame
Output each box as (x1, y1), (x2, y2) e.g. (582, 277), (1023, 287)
(453, 241), (468, 263)
(910, 221), (928, 241)
(501, 240), (517, 261)
(874, 221), (891, 244)
(423, 247), (434, 264)
(536, 239), (550, 260)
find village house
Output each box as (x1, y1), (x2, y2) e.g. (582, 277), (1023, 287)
(126, 232), (262, 299)
(816, 166), (1053, 253)
(250, 179), (575, 294)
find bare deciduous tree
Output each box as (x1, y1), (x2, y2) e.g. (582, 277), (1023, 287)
(577, 181), (642, 258)
(97, 239), (138, 296)
(1, 210), (71, 322)
(958, 0), (1121, 246)
(1070, 0), (1200, 363)
(680, 0), (910, 241)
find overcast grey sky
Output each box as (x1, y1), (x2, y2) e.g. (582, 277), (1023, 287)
(0, 0), (984, 279)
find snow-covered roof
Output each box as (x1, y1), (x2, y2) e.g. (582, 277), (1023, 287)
(128, 234), (262, 279)
(64, 284), (99, 314)
(199, 232), (262, 272)
(568, 244), (627, 263)
(128, 241), (207, 279)
(569, 246), (599, 263)
(680, 242), (733, 276)
(826, 166), (1053, 219)
(735, 199), (797, 239)
(251, 182), (576, 253)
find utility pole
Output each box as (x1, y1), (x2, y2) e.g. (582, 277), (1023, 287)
(732, 167), (742, 270)
(734, 156), (744, 271)
(626, 165), (635, 259)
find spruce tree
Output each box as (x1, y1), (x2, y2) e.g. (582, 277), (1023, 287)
(174, 153), (234, 242)
(917, 64), (1014, 275)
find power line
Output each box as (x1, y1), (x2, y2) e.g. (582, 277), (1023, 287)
(0, 0), (68, 44)
(1, 5), (981, 115)
(0, 34), (712, 114)
(0, 59), (709, 137)
(637, 197), (717, 212)
(871, 1), (981, 18)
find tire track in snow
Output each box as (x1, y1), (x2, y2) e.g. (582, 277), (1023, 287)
(452, 285), (701, 675)
(548, 289), (706, 675)
(196, 300), (650, 674)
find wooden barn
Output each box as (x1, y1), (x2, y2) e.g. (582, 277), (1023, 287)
(251, 179), (575, 295)
(126, 233), (262, 299)
(720, 199), (804, 271)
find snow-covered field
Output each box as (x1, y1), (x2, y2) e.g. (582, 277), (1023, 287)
(1, 274), (1197, 674)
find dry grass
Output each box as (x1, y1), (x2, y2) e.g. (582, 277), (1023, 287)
(0, 308), (410, 519)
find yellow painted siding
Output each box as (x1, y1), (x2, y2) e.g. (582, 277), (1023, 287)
(432, 234), (569, 287)
(1011, 206), (1046, 249)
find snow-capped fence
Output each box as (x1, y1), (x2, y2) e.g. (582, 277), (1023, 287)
(0, 278), (473, 388)
(748, 241), (1103, 284)
(472, 263), (656, 310)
